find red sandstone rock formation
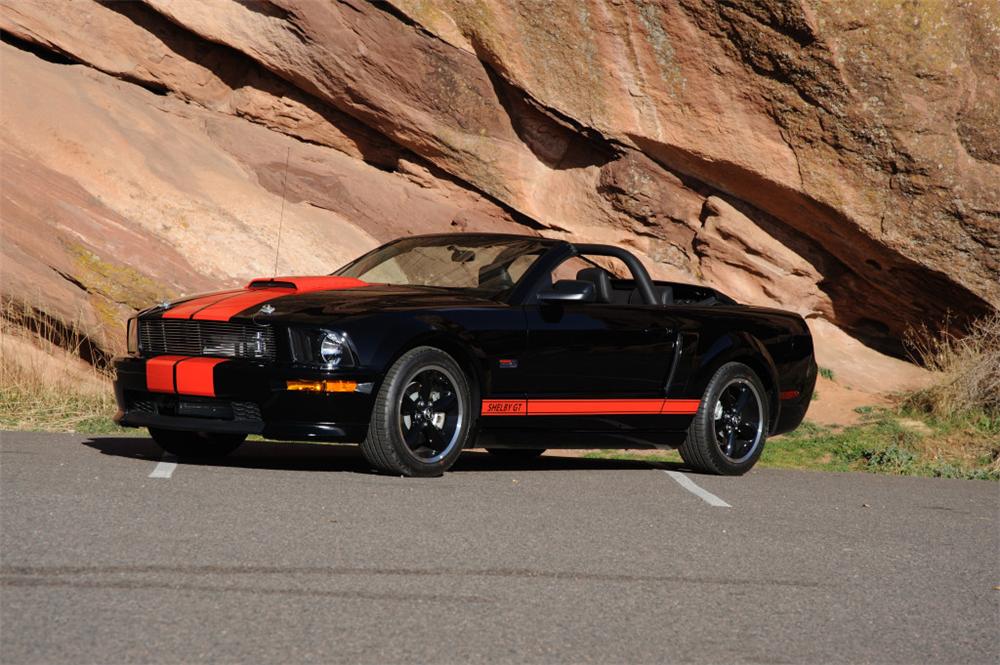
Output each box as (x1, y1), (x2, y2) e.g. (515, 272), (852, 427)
(2, 0), (996, 389)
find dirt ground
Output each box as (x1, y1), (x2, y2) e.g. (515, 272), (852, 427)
(805, 375), (891, 426)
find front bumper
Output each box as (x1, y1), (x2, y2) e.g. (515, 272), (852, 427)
(113, 356), (378, 442)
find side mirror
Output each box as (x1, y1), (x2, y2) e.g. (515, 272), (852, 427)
(537, 279), (595, 304)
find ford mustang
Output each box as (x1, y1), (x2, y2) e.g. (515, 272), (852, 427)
(113, 233), (816, 476)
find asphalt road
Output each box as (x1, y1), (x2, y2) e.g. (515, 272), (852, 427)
(1, 431), (997, 664)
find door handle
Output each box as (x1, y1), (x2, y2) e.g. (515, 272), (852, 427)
(643, 325), (673, 336)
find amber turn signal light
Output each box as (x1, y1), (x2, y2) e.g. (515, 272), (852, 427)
(286, 379), (358, 393)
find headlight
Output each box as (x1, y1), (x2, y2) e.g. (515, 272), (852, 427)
(319, 332), (349, 366)
(287, 328), (356, 367)
(127, 318), (139, 355)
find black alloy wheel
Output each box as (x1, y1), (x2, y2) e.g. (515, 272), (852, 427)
(398, 367), (464, 463)
(361, 346), (473, 477)
(712, 378), (765, 464)
(678, 362), (768, 475)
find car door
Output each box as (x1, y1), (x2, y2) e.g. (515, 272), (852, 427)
(520, 257), (677, 431)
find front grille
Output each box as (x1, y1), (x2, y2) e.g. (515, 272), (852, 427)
(139, 319), (276, 361)
(232, 401), (263, 421)
(131, 399), (156, 414)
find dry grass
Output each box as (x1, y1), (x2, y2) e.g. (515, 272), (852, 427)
(0, 298), (122, 433)
(905, 312), (1000, 417)
(900, 312), (1000, 477)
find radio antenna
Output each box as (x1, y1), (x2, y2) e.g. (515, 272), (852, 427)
(272, 145), (291, 278)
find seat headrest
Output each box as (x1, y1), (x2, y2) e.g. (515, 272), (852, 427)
(628, 284), (674, 305)
(478, 263), (513, 290)
(576, 267), (613, 303)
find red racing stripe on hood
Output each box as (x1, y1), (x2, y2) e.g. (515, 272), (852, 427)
(182, 276), (369, 321)
(161, 289), (244, 320)
(159, 277), (369, 322)
(191, 288), (291, 321)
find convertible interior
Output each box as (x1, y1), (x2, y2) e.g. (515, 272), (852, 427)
(468, 240), (734, 307)
(573, 267), (734, 307)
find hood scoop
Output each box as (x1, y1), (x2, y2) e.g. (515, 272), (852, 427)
(246, 276), (369, 292)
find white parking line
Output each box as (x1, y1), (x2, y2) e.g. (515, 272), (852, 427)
(663, 470), (731, 507)
(149, 454), (178, 479)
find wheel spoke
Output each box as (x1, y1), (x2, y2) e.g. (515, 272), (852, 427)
(418, 381), (433, 401)
(725, 429), (736, 455)
(423, 425), (445, 452)
(402, 386), (420, 410)
(733, 386), (750, 414)
(432, 391), (456, 412)
(402, 422), (423, 448)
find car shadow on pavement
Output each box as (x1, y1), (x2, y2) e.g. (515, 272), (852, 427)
(82, 437), (373, 474)
(453, 451), (684, 472)
(82, 437), (682, 474)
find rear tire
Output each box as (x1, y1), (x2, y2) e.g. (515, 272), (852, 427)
(678, 362), (769, 475)
(360, 347), (473, 477)
(148, 428), (246, 459)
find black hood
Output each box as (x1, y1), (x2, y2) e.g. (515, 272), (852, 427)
(241, 284), (505, 324)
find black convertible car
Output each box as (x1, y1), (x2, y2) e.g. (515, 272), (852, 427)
(113, 233), (816, 476)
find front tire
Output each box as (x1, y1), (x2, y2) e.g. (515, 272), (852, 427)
(360, 347), (473, 477)
(148, 428), (246, 459)
(678, 362), (769, 475)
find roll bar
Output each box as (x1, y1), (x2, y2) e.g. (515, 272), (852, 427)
(572, 244), (659, 305)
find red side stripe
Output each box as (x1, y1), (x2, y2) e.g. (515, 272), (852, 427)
(191, 288), (291, 321)
(175, 358), (226, 397)
(528, 399), (667, 416)
(161, 290), (244, 319)
(660, 399), (702, 414)
(145, 355), (188, 393)
(779, 390), (800, 400)
(480, 398), (701, 417)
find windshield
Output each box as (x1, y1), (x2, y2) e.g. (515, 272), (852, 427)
(335, 236), (553, 299)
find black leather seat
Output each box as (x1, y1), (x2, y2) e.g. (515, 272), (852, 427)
(576, 268), (674, 306)
(575, 268), (613, 303)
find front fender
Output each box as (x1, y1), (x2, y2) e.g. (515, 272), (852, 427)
(341, 312), (494, 398)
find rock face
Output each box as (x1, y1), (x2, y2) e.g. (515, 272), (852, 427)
(1, 0), (997, 389)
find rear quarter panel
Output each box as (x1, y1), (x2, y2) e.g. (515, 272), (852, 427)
(666, 305), (816, 434)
